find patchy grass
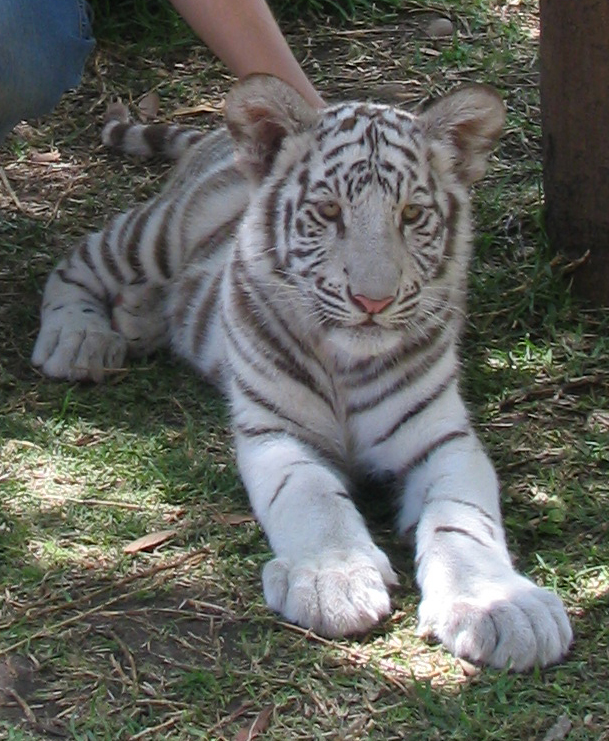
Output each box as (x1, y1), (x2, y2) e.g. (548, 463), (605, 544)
(1, 1), (608, 739)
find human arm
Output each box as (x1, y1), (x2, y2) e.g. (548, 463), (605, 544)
(168, 0), (324, 108)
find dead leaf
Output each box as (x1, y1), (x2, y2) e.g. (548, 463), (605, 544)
(458, 658), (480, 677)
(419, 46), (441, 57)
(212, 513), (256, 526)
(542, 715), (572, 741)
(172, 102), (220, 117)
(124, 529), (176, 554)
(138, 91), (160, 121)
(234, 705), (273, 741)
(73, 434), (99, 447)
(587, 409), (609, 432)
(30, 150), (61, 163)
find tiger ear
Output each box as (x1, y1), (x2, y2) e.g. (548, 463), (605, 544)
(420, 84), (505, 185)
(224, 74), (319, 181)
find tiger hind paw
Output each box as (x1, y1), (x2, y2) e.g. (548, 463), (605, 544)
(32, 312), (127, 382)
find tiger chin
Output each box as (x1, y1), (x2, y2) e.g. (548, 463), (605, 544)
(32, 74), (572, 672)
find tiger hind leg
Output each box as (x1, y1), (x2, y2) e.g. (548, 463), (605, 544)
(32, 210), (170, 382)
(32, 258), (128, 382)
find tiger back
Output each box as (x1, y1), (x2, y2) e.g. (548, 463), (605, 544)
(32, 75), (572, 671)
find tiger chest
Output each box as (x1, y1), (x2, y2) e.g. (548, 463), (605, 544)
(272, 373), (402, 471)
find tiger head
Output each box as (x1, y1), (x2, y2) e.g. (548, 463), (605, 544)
(225, 75), (504, 352)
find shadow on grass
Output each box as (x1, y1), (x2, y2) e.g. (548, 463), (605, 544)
(1, 542), (607, 740)
(1, 389), (608, 739)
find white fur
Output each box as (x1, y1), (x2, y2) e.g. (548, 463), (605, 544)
(32, 77), (572, 670)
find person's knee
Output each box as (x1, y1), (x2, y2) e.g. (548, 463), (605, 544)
(0, 0), (95, 139)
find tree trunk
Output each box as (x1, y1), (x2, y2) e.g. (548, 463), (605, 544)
(540, 0), (609, 305)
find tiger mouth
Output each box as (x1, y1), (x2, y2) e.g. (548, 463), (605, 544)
(351, 315), (395, 332)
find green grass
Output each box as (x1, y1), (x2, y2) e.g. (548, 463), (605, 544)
(88, 0), (406, 42)
(1, 1), (609, 739)
(89, 0), (188, 44)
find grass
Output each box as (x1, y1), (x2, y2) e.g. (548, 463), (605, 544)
(1, 0), (609, 739)
(88, 0), (406, 41)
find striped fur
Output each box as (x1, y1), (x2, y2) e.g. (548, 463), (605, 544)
(32, 75), (571, 670)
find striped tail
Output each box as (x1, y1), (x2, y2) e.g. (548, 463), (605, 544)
(101, 101), (206, 160)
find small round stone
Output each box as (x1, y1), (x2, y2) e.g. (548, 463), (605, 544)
(427, 17), (454, 38)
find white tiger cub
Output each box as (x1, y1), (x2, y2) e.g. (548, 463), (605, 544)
(32, 75), (572, 670)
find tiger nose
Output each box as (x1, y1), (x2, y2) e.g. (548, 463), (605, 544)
(349, 292), (395, 314)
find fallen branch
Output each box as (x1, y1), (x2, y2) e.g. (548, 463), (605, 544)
(497, 373), (604, 411)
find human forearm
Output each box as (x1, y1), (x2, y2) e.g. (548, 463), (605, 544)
(169, 0), (324, 107)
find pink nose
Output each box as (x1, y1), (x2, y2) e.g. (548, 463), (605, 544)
(350, 293), (395, 314)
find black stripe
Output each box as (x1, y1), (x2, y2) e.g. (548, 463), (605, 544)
(342, 324), (450, 389)
(433, 191), (461, 282)
(323, 162), (343, 179)
(296, 166), (310, 209)
(167, 126), (204, 155)
(179, 174), (235, 251)
(269, 472), (292, 507)
(283, 199), (293, 243)
(235, 424), (291, 438)
(324, 139), (360, 163)
(425, 497), (496, 527)
(173, 272), (202, 331)
(232, 373), (309, 435)
(191, 271), (223, 356)
(165, 125), (184, 151)
(123, 202), (157, 277)
(233, 373), (280, 413)
(106, 121), (130, 149)
(268, 473), (349, 509)
(191, 211), (243, 259)
(101, 227), (126, 284)
(397, 429), (470, 480)
(433, 526), (489, 549)
(265, 161), (296, 269)
(290, 244), (324, 260)
(387, 141), (419, 164)
(229, 259), (332, 408)
(77, 238), (98, 277)
(369, 373), (458, 446)
(341, 355), (386, 380)
(66, 241), (108, 302)
(114, 206), (142, 272)
(377, 117), (404, 136)
(153, 200), (179, 280)
(143, 124), (174, 154)
(329, 490), (352, 502)
(55, 268), (106, 303)
(338, 115), (358, 133)
(233, 373), (318, 445)
(222, 315), (279, 385)
(346, 340), (454, 414)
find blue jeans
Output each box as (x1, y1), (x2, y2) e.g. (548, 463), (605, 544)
(0, 0), (95, 141)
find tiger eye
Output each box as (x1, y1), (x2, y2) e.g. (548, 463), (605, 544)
(317, 201), (342, 220)
(401, 203), (424, 226)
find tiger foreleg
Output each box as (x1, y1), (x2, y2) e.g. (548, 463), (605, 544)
(402, 432), (573, 671)
(236, 434), (398, 637)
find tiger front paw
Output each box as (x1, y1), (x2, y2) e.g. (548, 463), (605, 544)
(418, 575), (572, 671)
(262, 546), (398, 638)
(32, 312), (127, 382)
